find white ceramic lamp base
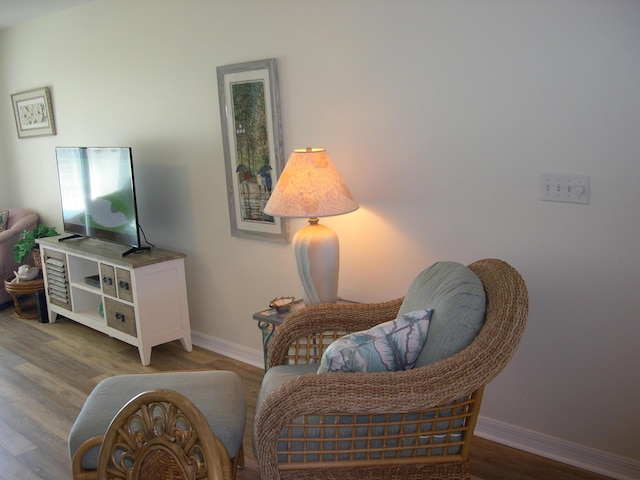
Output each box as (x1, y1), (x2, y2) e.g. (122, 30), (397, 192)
(292, 219), (339, 305)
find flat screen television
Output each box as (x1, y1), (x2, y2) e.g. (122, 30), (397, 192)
(55, 147), (147, 256)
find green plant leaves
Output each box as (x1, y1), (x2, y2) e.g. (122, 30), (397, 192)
(13, 224), (58, 263)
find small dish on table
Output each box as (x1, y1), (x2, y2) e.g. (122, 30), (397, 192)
(269, 296), (296, 314)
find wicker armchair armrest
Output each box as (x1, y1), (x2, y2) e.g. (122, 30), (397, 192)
(266, 298), (403, 368)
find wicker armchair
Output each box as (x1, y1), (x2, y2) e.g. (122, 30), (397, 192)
(254, 258), (528, 480)
(96, 389), (227, 480)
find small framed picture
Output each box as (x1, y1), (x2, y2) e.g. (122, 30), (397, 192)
(217, 58), (288, 243)
(11, 87), (56, 138)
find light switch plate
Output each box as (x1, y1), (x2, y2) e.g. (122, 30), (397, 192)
(540, 173), (590, 204)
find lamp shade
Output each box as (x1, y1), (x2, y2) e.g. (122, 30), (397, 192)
(263, 148), (358, 218)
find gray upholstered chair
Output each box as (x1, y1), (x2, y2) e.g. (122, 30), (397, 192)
(254, 258), (528, 480)
(0, 208), (38, 305)
(70, 371), (246, 480)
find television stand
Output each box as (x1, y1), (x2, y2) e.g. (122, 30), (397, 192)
(36, 236), (191, 366)
(122, 246), (151, 257)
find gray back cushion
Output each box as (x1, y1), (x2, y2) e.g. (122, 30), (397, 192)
(398, 261), (486, 367)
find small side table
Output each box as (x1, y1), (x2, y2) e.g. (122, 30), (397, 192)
(253, 298), (357, 370)
(4, 275), (46, 320)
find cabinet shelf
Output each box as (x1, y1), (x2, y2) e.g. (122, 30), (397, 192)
(74, 308), (105, 325)
(70, 281), (102, 295)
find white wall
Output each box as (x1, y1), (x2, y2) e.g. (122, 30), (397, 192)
(1, 0), (639, 476)
(0, 160), (7, 204)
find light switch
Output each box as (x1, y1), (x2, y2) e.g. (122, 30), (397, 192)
(540, 173), (589, 204)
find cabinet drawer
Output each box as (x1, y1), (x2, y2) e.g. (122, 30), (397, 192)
(100, 264), (117, 297)
(104, 298), (137, 337)
(116, 268), (133, 302)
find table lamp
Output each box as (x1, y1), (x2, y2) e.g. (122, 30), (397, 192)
(264, 147), (359, 304)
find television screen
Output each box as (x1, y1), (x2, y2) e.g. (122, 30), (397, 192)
(55, 147), (142, 249)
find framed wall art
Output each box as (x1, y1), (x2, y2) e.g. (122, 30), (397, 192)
(11, 87), (56, 138)
(217, 58), (288, 243)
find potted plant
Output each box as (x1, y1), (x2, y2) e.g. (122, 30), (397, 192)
(13, 224), (58, 266)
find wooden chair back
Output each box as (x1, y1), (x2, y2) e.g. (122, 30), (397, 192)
(96, 389), (226, 480)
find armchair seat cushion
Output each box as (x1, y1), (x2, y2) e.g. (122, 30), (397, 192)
(399, 261), (486, 367)
(254, 364), (317, 458)
(257, 364), (318, 410)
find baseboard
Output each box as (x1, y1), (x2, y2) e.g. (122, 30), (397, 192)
(192, 331), (639, 480)
(475, 416), (640, 480)
(191, 329), (264, 369)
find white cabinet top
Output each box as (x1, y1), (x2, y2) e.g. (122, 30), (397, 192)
(37, 236), (185, 269)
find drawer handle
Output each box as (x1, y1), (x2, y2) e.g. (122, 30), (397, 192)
(118, 280), (130, 291)
(115, 312), (126, 322)
(102, 276), (113, 286)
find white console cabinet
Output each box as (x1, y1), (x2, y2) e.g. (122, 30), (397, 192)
(37, 236), (192, 365)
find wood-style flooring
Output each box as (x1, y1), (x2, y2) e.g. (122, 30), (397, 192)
(0, 304), (612, 479)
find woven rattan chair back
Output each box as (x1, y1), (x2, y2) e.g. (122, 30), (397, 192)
(96, 389), (226, 480)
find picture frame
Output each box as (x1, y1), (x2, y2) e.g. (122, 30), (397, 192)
(11, 87), (56, 138)
(217, 58), (288, 243)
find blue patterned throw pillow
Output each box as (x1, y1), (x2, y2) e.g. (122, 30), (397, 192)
(317, 309), (433, 373)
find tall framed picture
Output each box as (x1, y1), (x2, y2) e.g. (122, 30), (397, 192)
(217, 58), (288, 243)
(11, 87), (56, 138)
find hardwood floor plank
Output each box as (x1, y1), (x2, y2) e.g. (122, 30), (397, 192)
(11, 395), (75, 442)
(0, 418), (37, 457)
(0, 398), (71, 478)
(0, 360), (79, 429)
(469, 437), (612, 480)
(0, 445), (42, 480)
(0, 325), (103, 393)
(0, 314), (56, 344)
(15, 447), (72, 480)
(12, 362), (88, 411)
(0, 349), (23, 372)
(0, 306), (613, 480)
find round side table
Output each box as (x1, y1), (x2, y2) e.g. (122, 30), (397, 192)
(3, 275), (45, 319)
